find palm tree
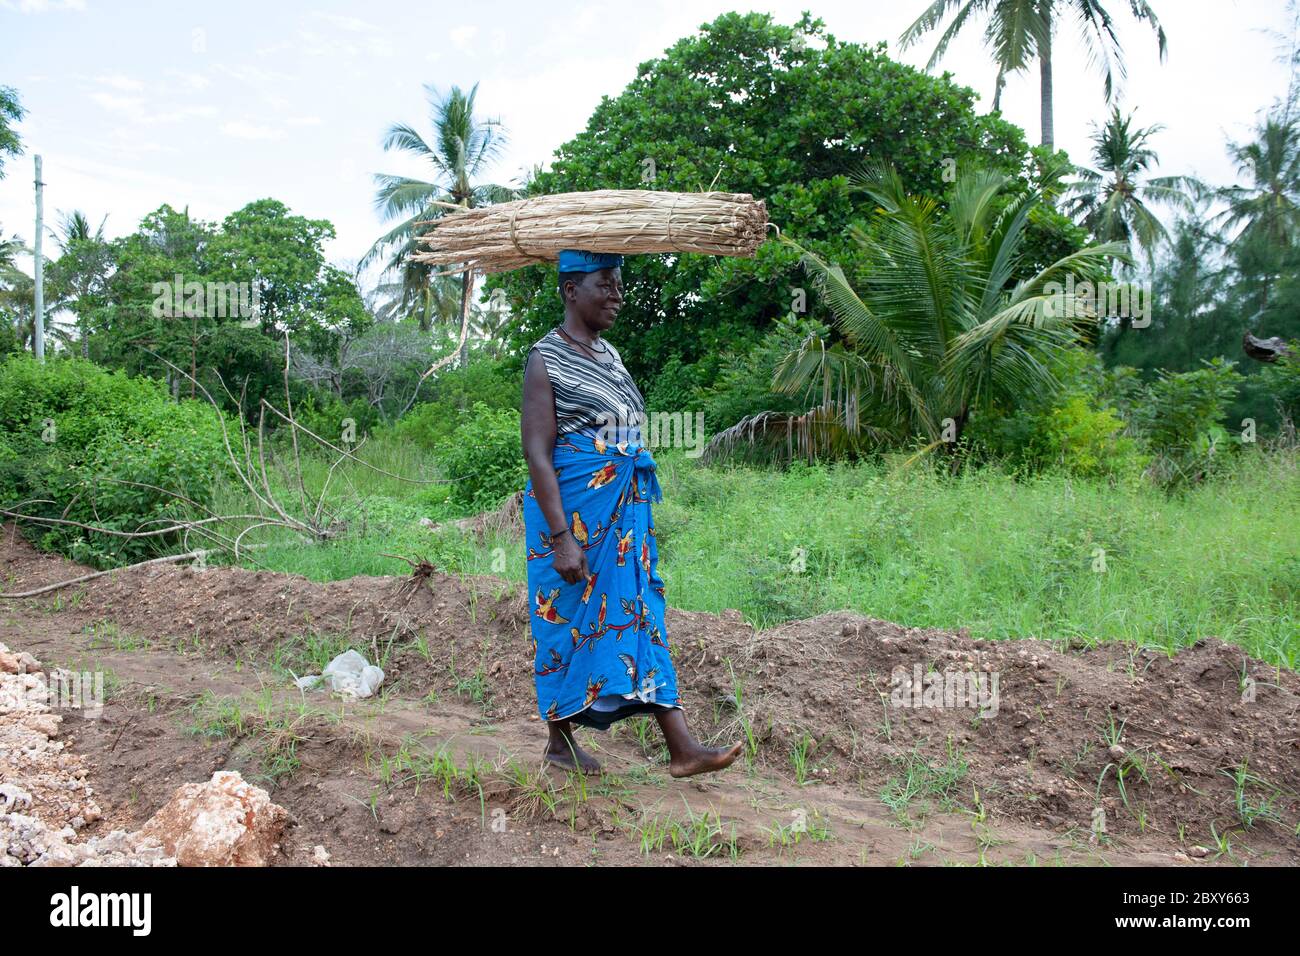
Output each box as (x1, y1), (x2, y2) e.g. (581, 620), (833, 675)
(369, 244), (463, 331)
(0, 231), (22, 275)
(52, 210), (113, 358)
(0, 232), (30, 346)
(363, 83), (517, 367)
(709, 163), (1127, 461)
(899, 0), (1167, 150)
(0, 262), (72, 353)
(1062, 107), (1198, 265)
(1211, 113), (1300, 312)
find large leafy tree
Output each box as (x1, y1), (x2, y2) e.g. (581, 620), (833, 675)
(97, 201), (367, 415)
(900, 0), (1167, 150)
(1063, 107), (1198, 264)
(488, 12), (1033, 398)
(0, 85), (23, 180)
(712, 163), (1125, 459)
(94, 204), (214, 389)
(364, 84), (516, 365)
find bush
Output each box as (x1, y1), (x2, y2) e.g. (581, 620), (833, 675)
(1040, 396), (1144, 479)
(0, 354), (231, 567)
(292, 393), (381, 446)
(644, 354), (712, 417)
(1136, 358), (1243, 486)
(395, 359), (520, 451)
(695, 314), (830, 434)
(435, 402), (527, 512)
(968, 348), (1146, 480)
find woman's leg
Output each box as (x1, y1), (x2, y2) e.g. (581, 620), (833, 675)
(654, 708), (743, 778)
(544, 719), (601, 773)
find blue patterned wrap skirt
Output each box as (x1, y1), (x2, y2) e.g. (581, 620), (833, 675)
(523, 428), (680, 730)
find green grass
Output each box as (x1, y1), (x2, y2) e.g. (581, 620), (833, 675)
(879, 741), (971, 824)
(650, 448), (1299, 666)
(629, 803), (741, 860)
(212, 437), (1298, 667)
(183, 690), (309, 784)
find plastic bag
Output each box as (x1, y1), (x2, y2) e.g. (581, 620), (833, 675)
(293, 650), (384, 699)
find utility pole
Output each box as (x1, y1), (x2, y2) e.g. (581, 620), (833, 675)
(33, 154), (45, 362)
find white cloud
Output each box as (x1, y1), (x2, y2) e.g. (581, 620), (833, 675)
(254, 40), (294, 58)
(89, 91), (146, 119)
(295, 24), (394, 60)
(311, 11), (381, 33)
(449, 24), (478, 52)
(0, 0), (86, 12)
(221, 120), (284, 141)
(215, 62), (295, 87)
(94, 73), (145, 93)
(88, 91), (215, 126)
(149, 105), (218, 125)
(84, 133), (178, 158)
(166, 70), (212, 92)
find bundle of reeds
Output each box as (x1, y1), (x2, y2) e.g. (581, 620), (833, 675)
(412, 189), (768, 274)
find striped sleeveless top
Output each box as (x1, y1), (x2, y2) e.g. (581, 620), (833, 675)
(529, 328), (646, 436)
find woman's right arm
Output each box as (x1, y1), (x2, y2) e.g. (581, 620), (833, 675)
(522, 350), (590, 585)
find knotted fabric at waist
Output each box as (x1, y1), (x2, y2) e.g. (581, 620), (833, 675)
(555, 428), (661, 503)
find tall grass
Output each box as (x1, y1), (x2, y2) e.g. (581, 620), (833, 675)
(216, 435), (1299, 667)
(651, 447), (1298, 666)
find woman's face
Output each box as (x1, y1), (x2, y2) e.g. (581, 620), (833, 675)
(567, 267), (623, 332)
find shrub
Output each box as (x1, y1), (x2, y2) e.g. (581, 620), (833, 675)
(1040, 396), (1145, 479)
(967, 348), (1146, 480)
(395, 359), (520, 451)
(0, 354), (231, 567)
(695, 314), (830, 434)
(435, 402), (527, 512)
(1136, 358), (1243, 486)
(292, 393), (381, 446)
(644, 354), (711, 417)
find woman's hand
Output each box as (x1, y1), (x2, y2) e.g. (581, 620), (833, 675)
(551, 532), (590, 585)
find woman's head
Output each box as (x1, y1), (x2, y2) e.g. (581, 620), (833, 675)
(558, 250), (623, 334)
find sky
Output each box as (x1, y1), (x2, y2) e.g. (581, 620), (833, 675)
(0, 0), (1294, 283)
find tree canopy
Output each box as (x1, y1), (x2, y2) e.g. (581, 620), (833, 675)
(486, 12), (1039, 401)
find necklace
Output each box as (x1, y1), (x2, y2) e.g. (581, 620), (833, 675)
(557, 326), (611, 361)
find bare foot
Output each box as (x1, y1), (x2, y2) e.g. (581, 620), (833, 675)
(544, 740), (602, 774)
(668, 741), (743, 778)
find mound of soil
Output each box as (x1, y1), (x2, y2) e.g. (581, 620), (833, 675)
(3, 523), (1297, 864)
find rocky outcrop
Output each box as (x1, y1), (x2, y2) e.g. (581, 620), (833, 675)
(139, 771), (288, 867)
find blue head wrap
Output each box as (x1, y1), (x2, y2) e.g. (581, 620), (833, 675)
(558, 249), (623, 273)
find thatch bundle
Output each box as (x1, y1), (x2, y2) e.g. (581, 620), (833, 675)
(412, 190), (768, 275)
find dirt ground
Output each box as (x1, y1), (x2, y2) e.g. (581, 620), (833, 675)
(2, 522), (1296, 866)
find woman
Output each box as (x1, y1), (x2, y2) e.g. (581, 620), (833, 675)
(520, 249), (742, 778)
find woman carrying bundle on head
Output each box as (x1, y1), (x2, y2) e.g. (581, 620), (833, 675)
(520, 249), (742, 777)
